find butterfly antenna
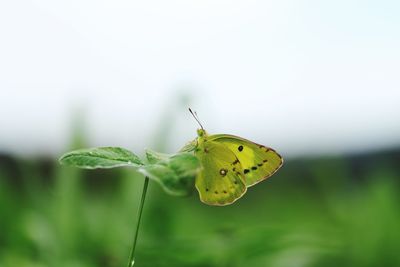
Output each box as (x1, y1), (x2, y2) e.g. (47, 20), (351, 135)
(188, 108), (204, 130)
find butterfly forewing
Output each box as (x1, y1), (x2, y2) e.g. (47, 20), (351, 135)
(209, 134), (283, 187)
(195, 141), (247, 206)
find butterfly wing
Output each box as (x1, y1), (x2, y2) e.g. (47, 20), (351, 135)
(195, 140), (247, 206)
(209, 134), (283, 187)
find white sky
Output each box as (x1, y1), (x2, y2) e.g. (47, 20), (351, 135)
(0, 0), (399, 158)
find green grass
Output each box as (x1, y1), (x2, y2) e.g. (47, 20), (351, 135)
(1, 149), (399, 267)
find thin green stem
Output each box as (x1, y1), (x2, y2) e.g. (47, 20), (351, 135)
(127, 176), (149, 267)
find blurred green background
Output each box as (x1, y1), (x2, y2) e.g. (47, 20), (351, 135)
(1, 106), (399, 267)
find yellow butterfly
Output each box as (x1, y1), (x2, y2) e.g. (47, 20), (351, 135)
(183, 109), (283, 206)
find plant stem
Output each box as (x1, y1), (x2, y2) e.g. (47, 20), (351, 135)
(127, 176), (149, 267)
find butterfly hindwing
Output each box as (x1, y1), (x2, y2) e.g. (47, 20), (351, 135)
(195, 141), (247, 206)
(209, 134), (283, 187)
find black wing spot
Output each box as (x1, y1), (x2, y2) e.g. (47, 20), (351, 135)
(206, 188), (209, 192)
(257, 163), (263, 167)
(223, 190), (227, 194)
(232, 159), (240, 165)
(251, 166), (258, 170)
(244, 169), (250, 174)
(214, 191), (219, 194)
(219, 168), (228, 176)
(263, 159), (268, 163)
(238, 145), (243, 152)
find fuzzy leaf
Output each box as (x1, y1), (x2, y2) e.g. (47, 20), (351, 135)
(145, 149), (170, 164)
(59, 147), (144, 169)
(139, 152), (201, 196)
(179, 139), (197, 153)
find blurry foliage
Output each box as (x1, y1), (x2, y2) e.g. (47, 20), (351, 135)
(1, 150), (400, 267)
(1, 95), (400, 266)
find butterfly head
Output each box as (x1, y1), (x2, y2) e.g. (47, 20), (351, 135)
(196, 128), (208, 147)
(197, 128), (207, 138)
(189, 108), (208, 142)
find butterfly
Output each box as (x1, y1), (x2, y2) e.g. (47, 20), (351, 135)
(182, 109), (283, 206)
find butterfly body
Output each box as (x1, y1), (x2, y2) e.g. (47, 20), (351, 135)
(193, 128), (283, 206)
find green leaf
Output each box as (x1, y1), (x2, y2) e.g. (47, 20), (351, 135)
(179, 139), (197, 153)
(139, 152), (202, 196)
(145, 149), (170, 164)
(59, 147), (144, 169)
